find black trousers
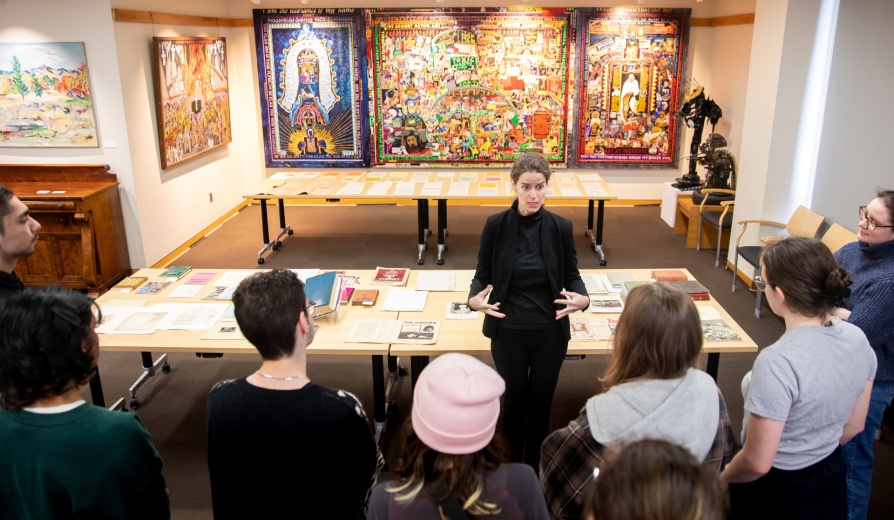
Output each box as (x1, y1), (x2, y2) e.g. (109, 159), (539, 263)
(491, 325), (567, 471)
(728, 446), (846, 520)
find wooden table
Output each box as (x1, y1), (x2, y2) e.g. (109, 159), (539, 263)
(95, 268), (395, 440)
(389, 269), (757, 385)
(244, 170), (617, 266)
(675, 194), (731, 249)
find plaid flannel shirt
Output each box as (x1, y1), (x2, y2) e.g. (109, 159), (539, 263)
(539, 387), (736, 520)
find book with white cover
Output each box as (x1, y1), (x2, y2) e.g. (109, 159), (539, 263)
(587, 294), (625, 313)
(581, 274), (607, 294)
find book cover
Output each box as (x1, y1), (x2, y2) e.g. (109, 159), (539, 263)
(665, 280), (710, 299)
(702, 319), (742, 341)
(622, 280), (652, 297)
(445, 301), (478, 320)
(651, 269), (688, 282)
(113, 276), (148, 290)
(159, 265), (192, 280)
(134, 281), (172, 295)
(305, 271), (338, 314)
(587, 294), (625, 313)
(581, 274), (607, 294)
(203, 286), (237, 301)
(351, 289), (379, 306)
(606, 272), (637, 289)
(340, 287), (355, 304)
(570, 317), (612, 340)
(372, 266), (410, 286)
(185, 272), (216, 285)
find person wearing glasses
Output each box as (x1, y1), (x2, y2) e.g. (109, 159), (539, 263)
(467, 152), (590, 470)
(0, 287), (170, 519)
(834, 189), (894, 520)
(720, 238), (876, 520)
(206, 269), (383, 519)
(541, 283), (734, 520)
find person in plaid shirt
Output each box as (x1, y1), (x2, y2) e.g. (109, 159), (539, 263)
(540, 283), (736, 520)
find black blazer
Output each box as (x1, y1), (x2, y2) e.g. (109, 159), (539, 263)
(468, 201), (588, 341)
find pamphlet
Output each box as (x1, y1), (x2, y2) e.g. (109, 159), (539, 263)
(587, 294), (625, 313)
(346, 319), (440, 344)
(445, 301), (478, 320)
(570, 317), (613, 340)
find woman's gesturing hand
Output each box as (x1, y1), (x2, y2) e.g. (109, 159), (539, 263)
(468, 284), (506, 318)
(554, 290), (590, 319)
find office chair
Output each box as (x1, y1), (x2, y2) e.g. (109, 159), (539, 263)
(820, 222), (858, 254)
(696, 189), (736, 267)
(732, 205), (825, 318)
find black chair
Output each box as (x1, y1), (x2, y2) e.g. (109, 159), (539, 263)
(696, 189), (736, 267)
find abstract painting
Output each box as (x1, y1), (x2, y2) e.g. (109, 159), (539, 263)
(0, 42), (98, 147)
(369, 8), (572, 167)
(152, 37), (231, 169)
(254, 9), (368, 168)
(575, 8), (690, 167)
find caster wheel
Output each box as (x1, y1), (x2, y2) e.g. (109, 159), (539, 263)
(258, 258), (265, 264)
(418, 259), (425, 265)
(129, 398), (140, 410)
(162, 362), (171, 374)
(287, 229), (294, 236)
(398, 366), (409, 376)
(275, 240), (282, 247)
(437, 259), (445, 265)
(600, 260), (607, 266)
(271, 245), (279, 251)
(591, 245), (597, 252)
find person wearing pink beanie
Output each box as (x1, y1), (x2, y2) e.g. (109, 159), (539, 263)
(367, 353), (549, 519)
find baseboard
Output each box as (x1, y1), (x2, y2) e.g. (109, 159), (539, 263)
(726, 260), (756, 289)
(151, 200), (251, 268)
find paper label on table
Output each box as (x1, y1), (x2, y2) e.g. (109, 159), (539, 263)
(557, 183), (582, 197)
(416, 271), (455, 291)
(168, 284), (203, 298)
(583, 183), (607, 196)
(411, 172), (431, 183)
(394, 182), (416, 196)
(159, 303), (229, 330)
(697, 306), (722, 320)
(459, 173), (478, 182)
(448, 182), (470, 196)
(570, 317), (612, 340)
(420, 182), (443, 196)
(270, 172), (297, 180)
(485, 173), (502, 182)
(382, 289), (428, 311)
(337, 182), (365, 196)
(366, 181), (393, 196)
(577, 174), (602, 182)
(295, 171), (319, 179)
(96, 306), (172, 335)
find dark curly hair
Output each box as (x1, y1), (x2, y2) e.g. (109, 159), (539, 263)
(761, 237), (852, 317)
(0, 287), (100, 411)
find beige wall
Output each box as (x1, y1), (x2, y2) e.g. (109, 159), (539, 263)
(4, 0), (756, 265)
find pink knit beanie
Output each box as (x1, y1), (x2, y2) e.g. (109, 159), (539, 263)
(411, 353), (506, 455)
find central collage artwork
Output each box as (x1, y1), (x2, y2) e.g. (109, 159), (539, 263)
(253, 7), (689, 169)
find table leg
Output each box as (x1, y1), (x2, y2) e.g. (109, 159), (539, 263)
(436, 199), (448, 265)
(417, 199), (429, 265)
(275, 198), (293, 248)
(585, 200), (608, 266)
(127, 352), (170, 410)
(256, 199), (271, 264)
(706, 352), (719, 381)
(372, 355), (386, 443)
(410, 356), (430, 389)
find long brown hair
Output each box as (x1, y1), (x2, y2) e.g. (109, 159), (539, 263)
(601, 283), (703, 390)
(386, 418), (512, 515)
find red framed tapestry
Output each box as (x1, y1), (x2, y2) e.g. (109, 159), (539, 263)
(575, 8), (690, 167)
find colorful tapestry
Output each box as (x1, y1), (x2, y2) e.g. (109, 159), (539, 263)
(0, 42), (98, 147)
(254, 9), (368, 167)
(575, 8), (690, 166)
(369, 8), (572, 167)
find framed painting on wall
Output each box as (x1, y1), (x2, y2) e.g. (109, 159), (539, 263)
(151, 37), (232, 170)
(0, 42), (98, 147)
(369, 8), (572, 167)
(575, 8), (690, 167)
(253, 9), (368, 168)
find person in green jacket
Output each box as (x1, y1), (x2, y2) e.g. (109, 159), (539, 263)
(0, 287), (170, 519)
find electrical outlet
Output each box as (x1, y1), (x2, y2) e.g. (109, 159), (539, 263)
(209, 192), (213, 203)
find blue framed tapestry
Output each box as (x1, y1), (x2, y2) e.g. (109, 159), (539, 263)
(253, 9), (368, 167)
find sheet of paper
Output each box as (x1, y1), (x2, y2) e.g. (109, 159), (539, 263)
(337, 182), (365, 196)
(168, 284), (203, 298)
(201, 321), (246, 340)
(411, 172), (431, 182)
(570, 317), (613, 340)
(435, 171), (455, 181)
(557, 183), (582, 197)
(459, 173), (478, 182)
(295, 171), (319, 179)
(289, 268), (320, 282)
(583, 182), (607, 196)
(394, 182), (416, 196)
(382, 289), (428, 311)
(577, 174), (602, 182)
(392, 320), (439, 344)
(697, 306), (723, 320)
(269, 172), (297, 180)
(420, 182), (443, 196)
(96, 306), (172, 335)
(215, 270), (255, 286)
(159, 303), (229, 330)
(416, 271), (455, 291)
(346, 319), (397, 343)
(445, 301), (478, 320)
(366, 181), (393, 196)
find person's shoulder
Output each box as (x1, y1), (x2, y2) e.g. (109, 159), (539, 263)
(208, 378), (243, 400)
(312, 385), (370, 421)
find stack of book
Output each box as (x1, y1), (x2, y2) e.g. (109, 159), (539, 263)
(665, 280), (711, 301)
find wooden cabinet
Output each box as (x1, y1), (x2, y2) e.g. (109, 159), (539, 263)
(0, 164), (131, 292)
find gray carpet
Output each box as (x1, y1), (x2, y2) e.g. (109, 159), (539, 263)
(85, 202), (893, 519)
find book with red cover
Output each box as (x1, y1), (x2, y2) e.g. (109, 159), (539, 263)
(372, 267), (410, 286)
(666, 280), (710, 300)
(651, 269), (688, 282)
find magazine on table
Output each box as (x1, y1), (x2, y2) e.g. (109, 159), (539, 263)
(570, 317), (613, 340)
(346, 319), (440, 344)
(587, 294), (625, 313)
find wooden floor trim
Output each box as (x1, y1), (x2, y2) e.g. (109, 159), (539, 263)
(151, 200), (251, 268)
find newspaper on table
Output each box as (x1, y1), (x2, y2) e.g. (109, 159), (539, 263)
(347, 319), (440, 344)
(570, 317), (613, 340)
(95, 305), (175, 335)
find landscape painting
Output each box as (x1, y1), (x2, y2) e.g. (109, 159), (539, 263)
(0, 42), (98, 147)
(152, 37), (231, 170)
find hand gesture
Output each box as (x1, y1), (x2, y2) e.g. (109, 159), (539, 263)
(468, 284), (505, 319)
(554, 290), (590, 320)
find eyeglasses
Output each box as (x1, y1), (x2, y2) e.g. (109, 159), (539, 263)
(753, 275), (768, 292)
(859, 206), (893, 232)
(303, 302), (316, 317)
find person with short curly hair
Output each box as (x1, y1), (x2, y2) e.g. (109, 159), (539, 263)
(0, 287), (170, 519)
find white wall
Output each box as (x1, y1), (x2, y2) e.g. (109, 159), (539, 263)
(812, 0), (894, 230)
(4, 0), (756, 264)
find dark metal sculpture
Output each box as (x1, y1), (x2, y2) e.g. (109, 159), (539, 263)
(674, 84), (723, 190)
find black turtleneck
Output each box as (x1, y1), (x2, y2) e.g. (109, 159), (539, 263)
(0, 270), (25, 311)
(502, 206), (558, 329)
